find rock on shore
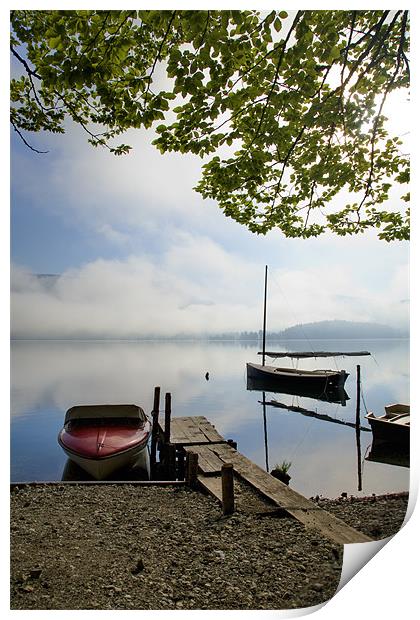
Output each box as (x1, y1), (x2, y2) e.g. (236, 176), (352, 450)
(10, 483), (408, 610)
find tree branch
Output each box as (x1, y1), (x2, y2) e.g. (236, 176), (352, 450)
(144, 11), (176, 102)
(10, 45), (41, 79)
(248, 11), (303, 148)
(11, 120), (48, 153)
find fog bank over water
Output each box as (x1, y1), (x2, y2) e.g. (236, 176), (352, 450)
(11, 243), (409, 339)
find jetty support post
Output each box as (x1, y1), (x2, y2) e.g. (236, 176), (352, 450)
(166, 443), (177, 481)
(164, 392), (171, 445)
(221, 463), (235, 515)
(176, 449), (185, 480)
(158, 392), (175, 478)
(185, 452), (198, 488)
(150, 386), (160, 478)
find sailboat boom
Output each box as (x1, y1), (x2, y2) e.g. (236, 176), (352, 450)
(258, 351), (371, 359)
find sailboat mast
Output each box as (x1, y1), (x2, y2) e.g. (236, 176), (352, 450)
(262, 265), (268, 367)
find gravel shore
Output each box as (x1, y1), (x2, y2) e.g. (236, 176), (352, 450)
(10, 482), (408, 611)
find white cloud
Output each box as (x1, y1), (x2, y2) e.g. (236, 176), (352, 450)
(12, 123), (227, 237)
(96, 223), (130, 246)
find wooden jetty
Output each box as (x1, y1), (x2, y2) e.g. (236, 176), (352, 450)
(156, 412), (371, 545)
(11, 386), (371, 546)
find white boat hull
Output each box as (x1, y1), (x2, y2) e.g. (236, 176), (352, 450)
(61, 441), (150, 480)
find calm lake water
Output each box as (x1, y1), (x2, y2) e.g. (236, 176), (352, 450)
(10, 338), (409, 497)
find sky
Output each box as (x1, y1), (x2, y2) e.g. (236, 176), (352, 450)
(7, 5), (411, 339)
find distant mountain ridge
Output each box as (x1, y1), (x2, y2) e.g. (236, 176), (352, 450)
(204, 320), (408, 341)
(278, 320), (408, 340)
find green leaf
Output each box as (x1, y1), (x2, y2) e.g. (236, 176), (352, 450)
(10, 8), (410, 242)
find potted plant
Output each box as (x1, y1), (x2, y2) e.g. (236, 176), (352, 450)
(270, 460), (292, 485)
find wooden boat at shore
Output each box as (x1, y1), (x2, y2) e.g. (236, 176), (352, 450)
(58, 404), (151, 480)
(365, 404), (410, 447)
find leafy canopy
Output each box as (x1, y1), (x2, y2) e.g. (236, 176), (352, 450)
(10, 10), (410, 240)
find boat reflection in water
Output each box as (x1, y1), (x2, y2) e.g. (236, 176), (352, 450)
(247, 375), (349, 406)
(366, 439), (409, 469)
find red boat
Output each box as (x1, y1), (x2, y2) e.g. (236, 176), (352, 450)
(58, 404), (151, 480)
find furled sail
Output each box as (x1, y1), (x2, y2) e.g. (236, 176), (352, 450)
(258, 351), (371, 359)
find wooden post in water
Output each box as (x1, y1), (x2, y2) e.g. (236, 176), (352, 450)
(221, 463), (235, 515)
(186, 452), (198, 487)
(262, 392), (269, 472)
(150, 386), (160, 476)
(355, 364), (362, 491)
(356, 364), (361, 424)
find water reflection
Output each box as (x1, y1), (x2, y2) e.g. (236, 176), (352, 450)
(61, 458), (150, 481)
(255, 386), (370, 491)
(366, 440), (409, 469)
(11, 339), (410, 496)
(247, 375), (349, 405)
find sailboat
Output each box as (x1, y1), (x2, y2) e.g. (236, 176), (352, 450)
(246, 266), (370, 396)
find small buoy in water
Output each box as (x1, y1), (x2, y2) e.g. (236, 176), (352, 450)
(205, 372), (209, 381)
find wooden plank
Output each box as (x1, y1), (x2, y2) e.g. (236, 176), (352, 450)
(183, 420), (206, 443)
(197, 474), (223, 502)
(185, 445), (214, 474)
(208, 443), (371, 545)
(195, 446), (220, 474)
(168, 418), (191, 444)
(158, 416), (195, 445)
(196, 418), (225, 443)
(158, 415), (225, 446)
(184, 445), (211, 474)
(173, 417), (204, 443)
(184, 444), (225, 475)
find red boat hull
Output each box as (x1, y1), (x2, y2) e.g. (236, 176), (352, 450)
(59, 423), (150, 459)
(58, 417), (151, 479)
